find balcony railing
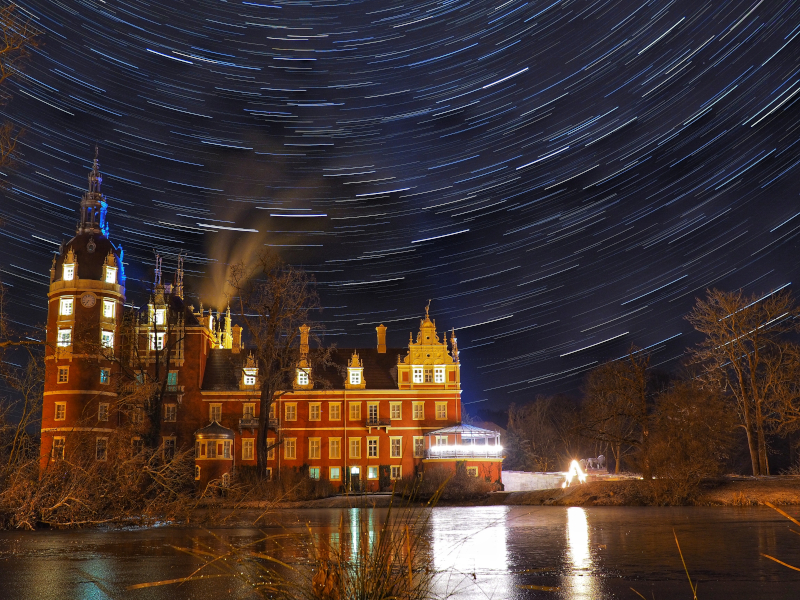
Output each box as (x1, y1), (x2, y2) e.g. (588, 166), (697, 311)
(239, 417), (259, 429)
(365, 417), (391, 428)
(424, 445), (504, 460)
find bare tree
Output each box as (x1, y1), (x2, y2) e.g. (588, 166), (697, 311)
(686, 288), (800, 476)
(227, 250), (326, 477)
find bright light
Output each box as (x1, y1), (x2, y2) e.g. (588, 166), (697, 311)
(562, 459), (587, 488)
(428, 444), (503, 455)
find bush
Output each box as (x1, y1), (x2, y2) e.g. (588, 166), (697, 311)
(409, 463), (494, 502)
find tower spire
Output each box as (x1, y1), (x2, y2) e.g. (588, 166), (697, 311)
(77, 145), (109, 236)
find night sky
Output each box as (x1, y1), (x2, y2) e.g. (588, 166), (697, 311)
(1, 0), (799, 411)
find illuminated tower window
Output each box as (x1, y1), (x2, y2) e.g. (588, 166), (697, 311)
(103, 299), (115, 318)
(63, 263), (75, 281)
(104, 266), (117, 284)
(60, 298), (74, 316)
(57, 328), (72, 347)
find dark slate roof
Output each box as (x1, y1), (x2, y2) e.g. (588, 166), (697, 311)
(194, 421), (235, 439)
(54, 232), (121, 283)
(200, 347), (405, 391)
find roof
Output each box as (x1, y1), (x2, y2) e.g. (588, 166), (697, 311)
(426, 423), (501, 438)
(53, 232), (122, 283)
(194, 421), (235, 439)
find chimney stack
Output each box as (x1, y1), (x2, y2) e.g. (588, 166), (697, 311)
(232, 324), (242, 354)
(300, 324), (310, 356)
(376, 324), (387, 353)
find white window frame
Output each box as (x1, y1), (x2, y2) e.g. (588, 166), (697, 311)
(149, 332), (165, 350)
(349, 369), (361, 385)
(367, 466), (379, 480)
(434, 367), (446, 384)
(435, 402), (447, 420)
(412, 367), (423, 383)
(57, 328), (72, 347)
(210, 404), (222, 423)
(309, 438), (321, 460)
(63, 263), (75, 281)
(101, 330), (114, 349)
(297, 368), (309, 386)
(104, 266), (117, 284)
(349, 438), (361, 459)
(55, 402), (66, 421)
(367, 437), (379, 458)
(349, 402), (361, 421)
(424, 368), (433, 383)
(413, 402), (424, 420)
(60, 297), (74, 316)
(390, 465), (402, 480)
(242, 438), (254, 460)
(102, 299), (115, 319)
(243, 367), (257, 386)
(390, 437), (402, 458)
(285, 403), (297, 421)
(413, 436), (424, 458)
(390, 402), (401, 420)
(329, 438), (341, 459)
(285, 438), (297, 460)
(57, 367), (69, 384)
(309, 402), (321, 421)
(329, 402), (341, 421)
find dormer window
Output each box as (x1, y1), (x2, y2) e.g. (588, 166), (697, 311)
(104, 266), (117, 284)
(243, 368), (257, 386)
(155, 308), (166, 326)
(349, 370), (361, 385)
(63, 264), (75, 281)
(412, 367), (423, 383)
(434, 367), (445, 383)
(297, 369), (309, 386)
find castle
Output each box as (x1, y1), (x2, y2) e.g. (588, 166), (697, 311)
(41, 154), (503, 491)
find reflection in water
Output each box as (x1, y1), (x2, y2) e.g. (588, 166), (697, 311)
(565, 506), (599, 599)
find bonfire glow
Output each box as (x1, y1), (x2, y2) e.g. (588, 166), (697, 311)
(562, 459), (587, 488)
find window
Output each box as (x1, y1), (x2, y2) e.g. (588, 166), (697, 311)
(309, 438), (321, 460)
(100, 368), (110, 384)
(195, 465), (201, 480)
(309, 403), (321, 421)
(101, 330), (114, 349)
(154, 308), (166, 325)
(243, 403), (255, 419)
(57, 328), (72, 347)
(164, 404), (177, 422)
(390, 437), (402, 458)
(268, 404), (276, 420)
(285, 403), (297, 421)
(243, 439), (254, 460)
(207, 440), (217, 459)
(367, 404), (378, 423)
(349, 402), (361, 421)
(436, 402), (447, 420)
(98, 403), (109, 422)
(265, 467), (273, 480)
(103, 299), (115, 319)
(367, 438), (378, 458)
(467, 466), (479, 478)
(52, 437), (65, 460)
(434, 367), (445, 383)
(149, 332), (165, 350)
(167, 371), (177, 390)
(424, 368), (433, 383)
(164, 438), (176, 460)
(132, 438), (144, 456)
(367, 466), (378, 480)
(330, 466), (341, 480)
(391, 466), (402, 480)
(285, 438), (296, 460)
(349, 438), (361, 459)
(104, 266), (117, 284)
(329, 402), (341, 420)
(60, 298), (73, 316)
(297, 369), (309, 386)
(309, 467), (320, 480)
(390, 402), (401, 420)
(243, 368), (257, 386)
(131, 408), (144, 424)
(413, 402), (424, 420)
(96, 438), (108, 461)
(412, 367), (423, 383)
(436, 435), (448, 446)
(413, 437), (424, 458)
(267, 442), (275, 460)
(329, 438), (341, 459)
(349, 370), (361, 385)
(63, 263), (74, 281)
(58, 367), (69, 383)
(135, 372), (145, 385)
(195, 441), (201, 458)
(55, 402), (66, 421)
(210, 404), (222, 422)
(223, 440), (231, 459)
(222, 473), (230, 487)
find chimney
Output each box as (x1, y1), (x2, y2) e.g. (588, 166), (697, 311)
(232, 325), (242, 354)
(376, 324), (387, 353)
(299, 324), (310, 356)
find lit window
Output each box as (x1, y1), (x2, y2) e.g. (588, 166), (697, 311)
(285, 438), (296, 460)
(55, 402), (66, 421)
(349, 370), (361, 385)
(467, 466), (479, 478)
(58, 367), (69, 383)
(206, 440), (217, 459)
(434, 367), (445, 383)
(413, 437), (424, 458)
(309, 438), (321, 459)
(210, 404), (222, 422)
(223, 440), (231, 459)
(243, 439), (254, 460)
(60, 298), (73, 316)
(412, 367), (423, 383)
(309, 403), (321, 421)
(390, 466), (402, 480)
(330, 466), (341, 480)
(167, 371), (177, 389)
(368, 438), (378, 458)
(195, 465), (201, 480)
(101, 330), (114, 348)
(390, 403), (401, 420)
(285, 403), (297, 421)
(309, 467), (320, 480)
(329, 402), (341, 420)
(349, 438), (361, 459)
(149, 332), (165, 350)
(243, 368), (257, 386)
(57, 328), (72, 347)
(96, 438), (108, 461)
(104, 267), (117, 284)
(63, 263), (75, 281)
(164, 438), (176, 460)
(100, 369), (110, 384)
(329, 438), (341, 459)
(243, 403), (255, 419)
(98, 403), (109, 422)
(390, 438), (401, 458)
(52, 437), (65, 460)
(297, 369), (309, 386)
(349, 402), (361, 421)
(164, 404), (177, 422)
(413, 402), (424, 420)
(367, 466), (378, 480)
(436, 402), (447, 420)
(103, 300), (115, 319)
(154, 308), (166, 325)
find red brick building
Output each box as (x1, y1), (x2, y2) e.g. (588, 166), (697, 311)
(41, 156), (504, 491)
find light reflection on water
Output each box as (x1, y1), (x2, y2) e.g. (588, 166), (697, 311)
(564, 506), (600, 599)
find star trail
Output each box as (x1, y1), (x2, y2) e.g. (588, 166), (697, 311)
(1, 0), (800, 408)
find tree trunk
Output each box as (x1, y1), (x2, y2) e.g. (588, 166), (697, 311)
(257, 385), (274, 477)
(614, 443), (621, 474)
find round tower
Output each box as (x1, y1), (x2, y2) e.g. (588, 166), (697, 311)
(41, 149), (126, 467)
